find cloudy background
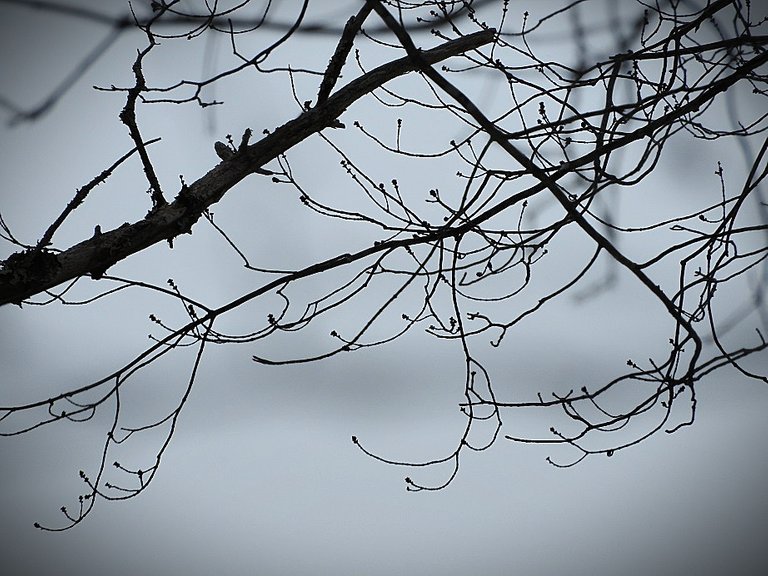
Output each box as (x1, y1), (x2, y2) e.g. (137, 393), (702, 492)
(1, 1), (767, 574)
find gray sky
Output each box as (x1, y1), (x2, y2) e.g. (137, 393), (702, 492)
(1, 1), (767, 575)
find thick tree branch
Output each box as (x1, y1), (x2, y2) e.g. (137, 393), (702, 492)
(0, 28), (495, 307)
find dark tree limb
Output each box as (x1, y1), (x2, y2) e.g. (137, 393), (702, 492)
(315, 3), (374, 105)
(34, 139), (161, 254)
(0, 28), (496, 307)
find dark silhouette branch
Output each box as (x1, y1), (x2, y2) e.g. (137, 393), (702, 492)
(2, 0), (766, 528)
(0, 28), (496, 307)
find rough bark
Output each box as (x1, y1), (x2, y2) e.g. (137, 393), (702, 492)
(0, 28), (496, 306)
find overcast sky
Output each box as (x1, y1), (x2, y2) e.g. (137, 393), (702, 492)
(1, 1), (767, 575)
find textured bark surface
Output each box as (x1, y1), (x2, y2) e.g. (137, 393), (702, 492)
(0, 28), (495, 306)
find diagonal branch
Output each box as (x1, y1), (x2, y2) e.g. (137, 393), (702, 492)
(35, 138), (161, 252)
(0, 28), (496, 307)
(315, 3), (373, 105)
(366, 0), (767, 387)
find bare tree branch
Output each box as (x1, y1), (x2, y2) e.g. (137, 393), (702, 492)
(1, 0), (766, 529)
(0, 28), (496, 306)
